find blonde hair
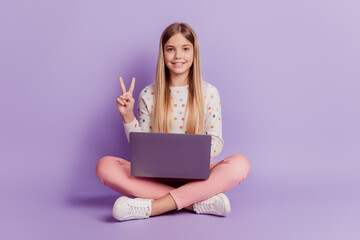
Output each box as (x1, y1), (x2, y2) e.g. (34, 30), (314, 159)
(152, 22), (204, 134)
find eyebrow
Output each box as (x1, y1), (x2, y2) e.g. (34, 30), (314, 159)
(165, 44), (192, 48)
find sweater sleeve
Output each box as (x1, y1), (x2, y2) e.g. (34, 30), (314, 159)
(123, 89), (152, 142)
(204, 86), (224, 161)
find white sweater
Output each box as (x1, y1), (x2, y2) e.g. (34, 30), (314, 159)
(123, 81), (224, 162)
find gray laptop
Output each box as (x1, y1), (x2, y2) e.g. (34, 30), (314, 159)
(130, 132), (211, 180)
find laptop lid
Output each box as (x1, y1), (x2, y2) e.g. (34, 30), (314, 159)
(130, 132), (211, 180)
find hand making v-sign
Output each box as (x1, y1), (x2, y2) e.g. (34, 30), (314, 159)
(116, 76), (136, 124)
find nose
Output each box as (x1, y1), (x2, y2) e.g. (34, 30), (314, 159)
(174, 50), (181, 59)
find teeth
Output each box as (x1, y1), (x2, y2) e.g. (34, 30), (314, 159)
(174, 63), (184, 65)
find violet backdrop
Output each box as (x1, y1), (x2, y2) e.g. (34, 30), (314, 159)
(1, 0), (359, 239)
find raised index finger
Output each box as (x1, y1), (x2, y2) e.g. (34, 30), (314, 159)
(119, 77), (127, 94)
(128, 77), (135, 94)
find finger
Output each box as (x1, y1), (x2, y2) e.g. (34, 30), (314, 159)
(117, 98), (127, 106)
(120, 95), (129, 101)
(119, 96), (126, 101)
(119, 77), (127, 94)
(128, 77), (135, 94)
(123, 92), (134, 100)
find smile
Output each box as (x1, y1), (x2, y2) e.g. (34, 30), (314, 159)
(172, 62), (185, 67)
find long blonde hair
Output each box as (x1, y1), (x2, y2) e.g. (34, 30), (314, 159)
(152, 22), (204, 134)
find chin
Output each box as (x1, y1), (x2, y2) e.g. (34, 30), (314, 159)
(173, 67), (190, 73)
(173, 70), (188, 75)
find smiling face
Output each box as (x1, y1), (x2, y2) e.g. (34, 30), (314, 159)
(163, 33), (194, 83)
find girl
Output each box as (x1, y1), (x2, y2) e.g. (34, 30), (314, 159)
(96, 22), (251, 221)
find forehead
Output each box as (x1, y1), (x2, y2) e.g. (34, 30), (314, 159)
(164, 33), (193, 47)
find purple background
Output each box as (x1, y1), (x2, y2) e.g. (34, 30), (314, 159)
(1, 0), (359, 239)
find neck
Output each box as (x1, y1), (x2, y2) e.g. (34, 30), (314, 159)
(169, 72), (189, 87)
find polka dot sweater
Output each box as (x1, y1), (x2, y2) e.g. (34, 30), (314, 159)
(123, 81), (224, 162)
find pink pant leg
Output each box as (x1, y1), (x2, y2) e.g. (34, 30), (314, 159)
(95, 156), (174, 199)
(169, 154), (251, 210)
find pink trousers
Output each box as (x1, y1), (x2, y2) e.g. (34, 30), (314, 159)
(95, 154), (251, 210)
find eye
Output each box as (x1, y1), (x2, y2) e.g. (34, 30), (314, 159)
(184, 48), (190, 51)
(166, 48), (173, 52)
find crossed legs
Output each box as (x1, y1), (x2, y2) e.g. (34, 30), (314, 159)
(95, 154), (251, 216)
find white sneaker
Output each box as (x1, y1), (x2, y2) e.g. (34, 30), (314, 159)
(112, 196), (153, 221)
(193, 193), (231, 216)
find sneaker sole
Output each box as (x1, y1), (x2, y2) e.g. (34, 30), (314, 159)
(217, 193), (231, 216)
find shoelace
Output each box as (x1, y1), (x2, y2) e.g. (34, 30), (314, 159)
(126, 200), (151, 218)
(196, 197), (220, 214)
